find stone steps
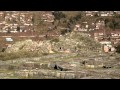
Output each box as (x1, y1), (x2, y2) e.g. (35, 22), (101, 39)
(15, 69), (89, 79)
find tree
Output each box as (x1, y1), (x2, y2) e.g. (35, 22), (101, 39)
(61, 29), (68, 35)
(104, 18), (117, 30)
(114, 12), (120, 18)
(115, 44), (120, 53)
(17, 26), (20, 32)
(105, 18), (109, 25)
(7, 27), (11, 34)
(7, 30), (11, 34)
(108, 22), (114, 29)
(67, 22), (71, 28)
(69, 17), (74, 24)
(69, 13), (82, 24)
(52, 11), (66, 21)
(94, 13), (99, 17)
(32, 15), (35, 24)
(115, 22), (120, 29)
(74, 13), (82, 21)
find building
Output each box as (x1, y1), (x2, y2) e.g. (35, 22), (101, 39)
(90, 29), (120, 52)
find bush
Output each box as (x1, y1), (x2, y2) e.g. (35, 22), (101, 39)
(0, 52), (20, 60)
(52, 11), (66, 21)
(50, 38), (59, 43)
(61, 29), (68, 35)
(0, 50), (41, 61)
(115, 44), (120, 53)
(114, 14), (120, 18)
(42, 53), (49, 56)
(94, 13), (99, 17)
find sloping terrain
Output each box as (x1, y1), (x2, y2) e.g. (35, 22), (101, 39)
(0, 53), (120, 79)
(0, 32), (120, 79)
(5, 32), (102, 55)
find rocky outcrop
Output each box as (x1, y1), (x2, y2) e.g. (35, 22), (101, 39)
(5, 39), (54, 54)
(5, 32), (102, 55)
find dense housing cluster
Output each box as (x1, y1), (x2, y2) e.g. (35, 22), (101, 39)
(0, 11), (120, 53)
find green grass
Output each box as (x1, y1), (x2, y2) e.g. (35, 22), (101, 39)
(0, 50), (42, 61)
(50, 38), (59, 43)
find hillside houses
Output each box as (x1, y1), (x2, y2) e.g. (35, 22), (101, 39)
(90, 29), (111, 41)
(100, 11), (114, 16)
(0, 11), (55, 34)
(0, 11), (120, 51)
(110, 30), (120, 45)
(90, 29), (120, 52)
(85, 11), (94, 16)
(74, 21), (104, 32)
(41, 12), (54, 22)
(114, 11), (120, 14)
(73, 17), (120, 53)
(85, 11), (115, 17)
(74, 17), (106, 32)
(74, 24), (88, 32)
(95, 20), (105, 29)
(0, 11), (33, 33)
(90, 29), (120, 43)
(0, 11), (119, 34)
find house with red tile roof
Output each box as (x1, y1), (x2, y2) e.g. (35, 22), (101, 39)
(90, 29), (120, 52)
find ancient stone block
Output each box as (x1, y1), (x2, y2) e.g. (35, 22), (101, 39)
(60, 73), (66, 79)
(64, 73), (75, 79)
(55, 72), (61, 78)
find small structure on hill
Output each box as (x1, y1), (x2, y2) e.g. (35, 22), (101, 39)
(5, 38), (13, 42)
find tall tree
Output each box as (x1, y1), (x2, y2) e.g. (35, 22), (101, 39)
(52, 11), (66, 22)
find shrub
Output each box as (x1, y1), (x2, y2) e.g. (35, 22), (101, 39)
(0, 50), (41, 61)
(50, 38), (59, 43)
(61, 29), (68, 35)
(42, 53), (49, 56)
(115, 44), (120, 53)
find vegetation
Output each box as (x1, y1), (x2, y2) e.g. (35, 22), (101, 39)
(52, 11), (66, 21)
(50, 38), (59, 43)
(0, 50), (45, 61)
(61, 29), (69, 35)
(29, 11), (120, 36)
(115, 44), (120, 53)
(94, 13), (99, 17)
(114, 12), (120, 18)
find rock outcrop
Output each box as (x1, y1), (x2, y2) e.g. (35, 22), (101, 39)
(5, 32), (102, 55)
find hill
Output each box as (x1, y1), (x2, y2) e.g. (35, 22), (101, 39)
(2, 31), (102, 60)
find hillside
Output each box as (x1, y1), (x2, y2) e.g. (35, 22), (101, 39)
(0, 11), (120, 79)
(4, 32), (102, 59)
(0, 31), (120, 79)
